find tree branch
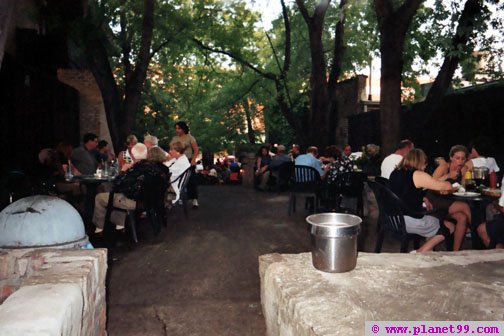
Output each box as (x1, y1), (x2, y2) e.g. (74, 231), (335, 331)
(192, 38), (277, 81)
(328, 0), (347, 91)
(119, 0), (132, 78)
(295, 0), (312, 23)
(281, 0), (291, 74)
(129, 0), (155, 90)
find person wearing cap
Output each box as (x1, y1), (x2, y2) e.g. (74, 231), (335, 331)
(92, 146), (170, 234)
(71, 133), (99, 175)
(269, 145), (292, 172)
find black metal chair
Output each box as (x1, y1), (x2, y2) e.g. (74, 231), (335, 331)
(368, 180), (424, 253)
(330, 171), (367, 216)
(288, 165), (321, 215)
(104, 172), (170, 244)
(272, 161), (294, 192)
(374, 176), (390, 187)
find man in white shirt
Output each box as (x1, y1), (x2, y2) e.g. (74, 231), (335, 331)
(164, 141), (191, 203)
(380, 139), (414, 179)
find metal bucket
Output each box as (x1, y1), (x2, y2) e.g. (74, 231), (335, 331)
(307, 213), (361, 273)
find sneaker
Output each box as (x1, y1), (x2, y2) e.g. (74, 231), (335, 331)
(192, 199), (199, 208)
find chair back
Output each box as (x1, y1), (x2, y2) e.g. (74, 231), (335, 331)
(141, 171), (171, 210)
(374, 176), (390, 187)
(291, 165), (321, 192)
(368, 180), (410, 234)
(174, 167), (192, 192)
(277, 161), (294, 188)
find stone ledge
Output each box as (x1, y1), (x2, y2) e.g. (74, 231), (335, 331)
(259, 250), (504, 336)
(0, 284), (83, 335)
(0, 248), (107, 336)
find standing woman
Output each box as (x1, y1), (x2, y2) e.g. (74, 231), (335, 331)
(171, 121), (199, 208)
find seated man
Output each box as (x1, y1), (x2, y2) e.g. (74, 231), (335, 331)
(92, 147), (170, 234)
(164, 141), (191, 204)
(72, 133), (99, 175)
(294, 146), (323, 177)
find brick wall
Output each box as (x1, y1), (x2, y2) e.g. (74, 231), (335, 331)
(0, 248), (107, 336)
(57, 69), (114, 154)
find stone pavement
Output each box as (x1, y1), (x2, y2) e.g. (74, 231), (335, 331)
(97, 182), (481, 335)
(103, 185), (319, 336)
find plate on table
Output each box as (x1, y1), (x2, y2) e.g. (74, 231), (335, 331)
(453, 191), (480, 197)
(481, 188), (502, 197)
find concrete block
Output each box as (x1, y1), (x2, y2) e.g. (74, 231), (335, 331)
(260, 250), (504, 336)
(0, 284), (83, 336)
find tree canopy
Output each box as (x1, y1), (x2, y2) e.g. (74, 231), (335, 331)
(75, 0), (503, 155)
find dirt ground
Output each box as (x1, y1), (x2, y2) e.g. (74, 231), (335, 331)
(96, 184), (402, 335)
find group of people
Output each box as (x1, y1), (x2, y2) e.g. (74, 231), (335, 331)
(381, 137), (503, 252)
(254, 143), (354, 191)
(91, 121), (199, 234)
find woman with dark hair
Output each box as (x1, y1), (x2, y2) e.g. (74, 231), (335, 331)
(463, 136), (500, 176)
(323, 145), (352, 184)
(255, 145), (272, 190)
(389, 149), (468, 252)
(170, 121), (200, 208)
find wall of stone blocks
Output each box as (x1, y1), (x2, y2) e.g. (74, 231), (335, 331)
(0, 248), (107, 336)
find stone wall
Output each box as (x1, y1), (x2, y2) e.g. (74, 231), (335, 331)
(260, 251), (504, 336)
(57, 69), (114, 154)
(0, 248), (107, 336)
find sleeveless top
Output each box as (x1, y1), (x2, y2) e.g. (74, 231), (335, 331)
(389, 169), (425, 214)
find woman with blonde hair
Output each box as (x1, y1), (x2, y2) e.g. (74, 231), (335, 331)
(118, 135), (138, 168)
(389, 149), (468, 252)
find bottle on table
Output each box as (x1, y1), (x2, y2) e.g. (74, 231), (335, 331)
(65, 160), (74, 181)
(464, 170), (475, 192)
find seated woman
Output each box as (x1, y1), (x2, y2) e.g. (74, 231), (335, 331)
(390, 149), (468, 252)
(255, 145), (272, 190)
(427, 145), (472, 230)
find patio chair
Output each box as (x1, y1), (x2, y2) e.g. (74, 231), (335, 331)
(168, 167), (192, 219)
(288, 165), (321, 215)
(367, 180), (424, 253)
(104, 172), (170, 243)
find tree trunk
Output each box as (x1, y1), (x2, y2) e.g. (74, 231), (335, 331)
(374, 0), (423, 155)
(379, 31), (405, 154)
(243, 98), (256, 144)
(296, 0), (332, 149)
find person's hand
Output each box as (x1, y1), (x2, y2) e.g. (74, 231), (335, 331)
(121, 163), (132, 172)
(423, 197), (433, 211)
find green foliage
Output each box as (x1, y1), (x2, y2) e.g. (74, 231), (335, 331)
(84, 0), (503, 154)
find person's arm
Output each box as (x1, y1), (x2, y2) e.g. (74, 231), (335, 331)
(432, 162), (451, 181)
(191, 138), (199, 166)
(413, 170), (452, 191)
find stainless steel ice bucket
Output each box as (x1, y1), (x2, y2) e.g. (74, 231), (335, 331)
(306, 213), (361, 273)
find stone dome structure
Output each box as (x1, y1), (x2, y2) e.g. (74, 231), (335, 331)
(0, 196), (88, 249)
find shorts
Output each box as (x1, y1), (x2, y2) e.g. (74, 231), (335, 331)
(404, 215), (440, 238)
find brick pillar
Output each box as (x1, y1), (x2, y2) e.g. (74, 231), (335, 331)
(57, 69), (114, 154)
